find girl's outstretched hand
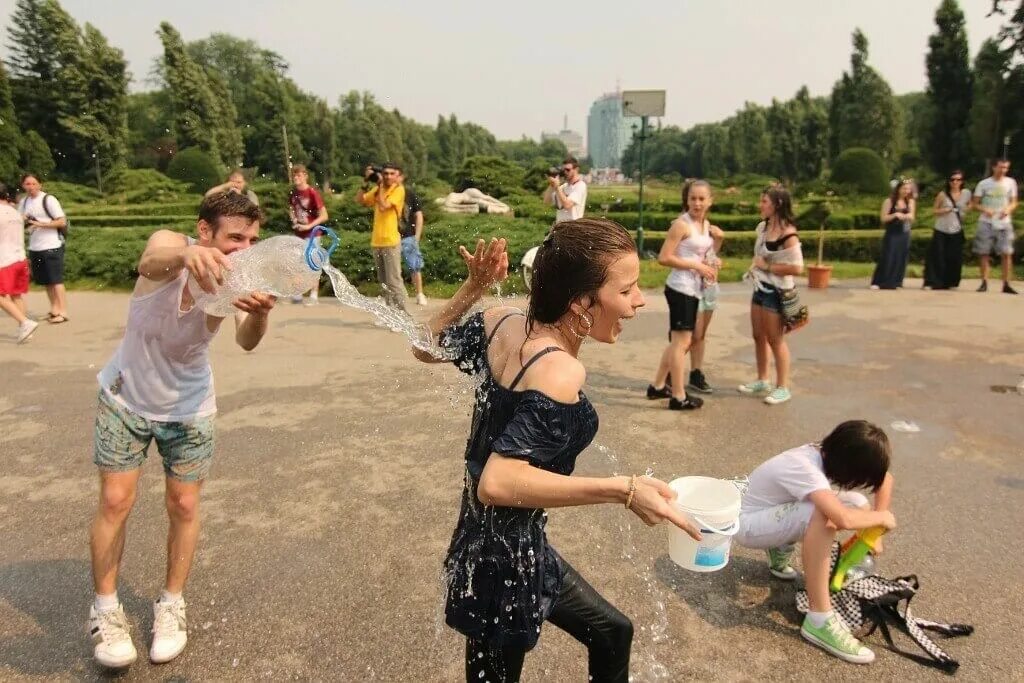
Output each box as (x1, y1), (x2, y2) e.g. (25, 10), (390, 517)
(461, 237), (508, 291)
(629, 477), (702, 541)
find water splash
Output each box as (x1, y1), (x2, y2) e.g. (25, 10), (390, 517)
(323, 264), (451, 359)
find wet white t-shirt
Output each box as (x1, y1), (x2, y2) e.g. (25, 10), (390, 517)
(0, 204), (27, 268)
(741, 444), (832, 514)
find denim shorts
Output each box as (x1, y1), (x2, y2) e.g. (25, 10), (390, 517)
(401, 236), (424, 272)
(93, 390), (215, 482)
(972, 222), (1015, 256)
(751, 285), (783, 314)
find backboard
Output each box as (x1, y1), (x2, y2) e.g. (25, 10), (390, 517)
(622, 90), (666, 118)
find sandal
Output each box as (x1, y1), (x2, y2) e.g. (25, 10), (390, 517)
(48, 314), (68, 324)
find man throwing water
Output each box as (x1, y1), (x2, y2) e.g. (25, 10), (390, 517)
(87, 192), (275, 668)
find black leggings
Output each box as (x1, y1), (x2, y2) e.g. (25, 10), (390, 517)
(465, 558), (633, 683)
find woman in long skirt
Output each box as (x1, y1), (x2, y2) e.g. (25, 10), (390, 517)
(871, 179), (915, 290)
(923, 170), (969, 290)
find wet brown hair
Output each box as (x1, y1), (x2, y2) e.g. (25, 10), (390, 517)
(821, 420), (891, 492)
(763, 184), (796, 226)
(198, 190), (263, 233)
(526, 217), (636, 329)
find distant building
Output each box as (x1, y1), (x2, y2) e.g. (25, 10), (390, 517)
(541, 115), (585, 158)
(587, 91), (639, 170)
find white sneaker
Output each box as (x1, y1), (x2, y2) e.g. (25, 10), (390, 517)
(416, 292), (428, 306)
(303, 297), (318, 307)
(289, 295), (303, 304)
(150, 598), (188, 664)
(16, 319), (39, 344)
(88, 604), (137, 668)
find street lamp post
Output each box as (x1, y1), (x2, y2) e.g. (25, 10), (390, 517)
(636, 115), (649, 254)
(621, 90), (665, 255)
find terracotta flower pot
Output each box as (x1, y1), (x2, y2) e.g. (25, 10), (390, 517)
(807, 264), (832, 289)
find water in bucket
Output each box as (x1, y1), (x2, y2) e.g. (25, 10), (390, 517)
(667, 476), (741, 572)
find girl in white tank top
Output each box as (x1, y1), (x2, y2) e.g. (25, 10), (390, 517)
(665, 213), (714, 298)
(646, 180), (719, 411)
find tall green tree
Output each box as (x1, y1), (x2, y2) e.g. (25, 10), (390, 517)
(5, 0), (56, 144)
(828, 29), (902, 162)
(204, 68), (244, 167)
(923, 0), (974, 173)
(968, 38), (1009, 168)
(728, 103), (772, 174)
(0, 59), (22, 180)
(158, 22), (224, 161)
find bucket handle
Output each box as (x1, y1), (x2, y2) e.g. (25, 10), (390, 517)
(691, 516), (739, 537)
(305, 227), (340, 270)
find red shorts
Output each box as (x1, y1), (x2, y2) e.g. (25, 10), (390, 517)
(0, 260), (29, 295)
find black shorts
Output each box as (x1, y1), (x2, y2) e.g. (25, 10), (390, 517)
(29, 245), (65, 285)
(665, 286), (699, 333)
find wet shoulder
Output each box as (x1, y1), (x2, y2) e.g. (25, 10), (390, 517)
(518, 351), (585, 404)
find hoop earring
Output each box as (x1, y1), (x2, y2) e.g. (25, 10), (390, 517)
(569, 310), (593, 340)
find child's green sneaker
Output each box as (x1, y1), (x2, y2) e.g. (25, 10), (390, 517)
(764, 386), (792, 405)
(766, 546), (798, 580)
(738, 379), (773, 394)
(801, 614), (875, 664)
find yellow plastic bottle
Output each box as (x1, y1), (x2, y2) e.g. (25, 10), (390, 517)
(830, 526), (886, 592)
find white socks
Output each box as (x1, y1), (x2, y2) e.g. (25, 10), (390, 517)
(806, 610), (833, 628)
(94, 592), (119, 612)
(159, 590), (183, 604)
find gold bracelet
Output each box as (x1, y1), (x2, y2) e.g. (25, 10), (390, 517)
(624, 475), (637, 510)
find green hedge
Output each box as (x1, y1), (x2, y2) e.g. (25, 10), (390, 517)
(68, 201), (201, 216)
(62, 221), (1022, 292)
(71, 215), (195, 228)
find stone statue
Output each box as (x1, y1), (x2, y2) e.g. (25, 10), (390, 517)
(436, 188), (512, 215)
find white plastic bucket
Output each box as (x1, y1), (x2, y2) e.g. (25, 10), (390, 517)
(667, 476), (742, 572)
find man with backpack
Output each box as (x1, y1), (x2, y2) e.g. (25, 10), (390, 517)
(19, 173), (69, 323)
(398, 171), (427, 306)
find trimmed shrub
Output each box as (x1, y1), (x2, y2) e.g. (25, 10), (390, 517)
(43, 181), (102, 204)
(166, 148), (225, 194)
(830, 148), (889, 195)
(105, 168), (192, 203)
(454, 156), (524, 198)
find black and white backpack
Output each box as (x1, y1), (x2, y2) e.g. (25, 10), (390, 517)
(796, 544), (973, 672)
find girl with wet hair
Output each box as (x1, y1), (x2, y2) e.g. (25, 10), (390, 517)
(646, 179), (720, 410)
(414, 219), (701, 682)
(739, 185), (804, 405)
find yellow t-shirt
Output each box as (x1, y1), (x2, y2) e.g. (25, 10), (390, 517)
(361, 185), (406, 248)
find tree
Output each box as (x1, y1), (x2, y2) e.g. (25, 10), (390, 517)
(5, 0), (57, 144)
(829, 29), (902, 162)
(19, 129), (55, 177)
(0, 59), (22, 180)
(729, 103), (772, 174)
(923, 0), (974, 174)
(968, 38), (1009, 168)
(158, 22), (223, 161)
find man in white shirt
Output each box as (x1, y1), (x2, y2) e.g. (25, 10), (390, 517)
(971, 158), (1018, 294)
(543, 156), (588, 224)
(18, 173), (69, 322)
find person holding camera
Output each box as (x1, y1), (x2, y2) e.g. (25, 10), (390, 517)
(288, 165), (328, 305)
(542, 156), (587, 224)
(19, 173), (69, 324)
(356, 162), (407, 312)
(398, 170), (428, 306)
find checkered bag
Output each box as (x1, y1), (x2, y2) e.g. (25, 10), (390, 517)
(796, 544), (973, 672)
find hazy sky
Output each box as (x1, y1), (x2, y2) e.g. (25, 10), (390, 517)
(0, 0), (1006, 140)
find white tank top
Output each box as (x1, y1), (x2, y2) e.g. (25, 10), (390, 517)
(665, 212), (714, 298)
(98, 270), (218, 421)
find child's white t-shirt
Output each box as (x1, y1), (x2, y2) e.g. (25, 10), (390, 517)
(741, 444), (832, 514)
